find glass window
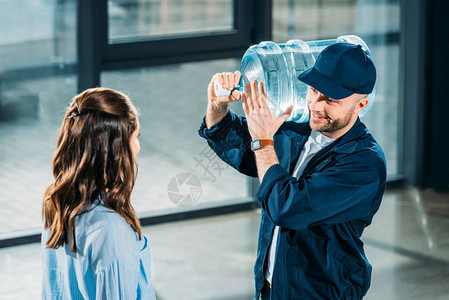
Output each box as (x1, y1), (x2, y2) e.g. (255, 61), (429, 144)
(272, 0), (401, 177)
(108, 0), (235, 43)
(0, 0), (77, 239)
(101, 59), (250, 217)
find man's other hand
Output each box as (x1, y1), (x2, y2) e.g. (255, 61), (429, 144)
(208, 71), (242, 108)
(242, 80), (293, 140)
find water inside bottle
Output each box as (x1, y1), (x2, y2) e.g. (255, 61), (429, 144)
(233, 35), (375, 122)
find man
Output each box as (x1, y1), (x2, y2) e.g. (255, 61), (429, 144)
(198, 43), (387, 299)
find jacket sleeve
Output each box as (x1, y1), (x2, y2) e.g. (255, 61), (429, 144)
(256, 153), (384, 230)
(198, 110), (258, 177)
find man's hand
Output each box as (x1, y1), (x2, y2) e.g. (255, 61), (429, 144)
(242, 80), (293, 140)
(205, 71), (241, 129)
(208, 71), (242, 108)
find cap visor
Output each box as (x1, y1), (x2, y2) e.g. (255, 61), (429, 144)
(297, 67), (354, 100)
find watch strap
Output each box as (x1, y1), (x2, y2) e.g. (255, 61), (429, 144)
(258, 140), (274, 147)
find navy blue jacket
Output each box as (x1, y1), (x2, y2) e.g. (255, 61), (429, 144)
(198, 110), (387, 299)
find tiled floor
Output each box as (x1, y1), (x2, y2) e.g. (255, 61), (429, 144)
(1, 187), (449, 299)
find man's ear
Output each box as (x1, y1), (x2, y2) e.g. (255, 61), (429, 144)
(355, 97), (369, 114)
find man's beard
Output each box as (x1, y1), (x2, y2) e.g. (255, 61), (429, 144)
(309, 108), (354, 133)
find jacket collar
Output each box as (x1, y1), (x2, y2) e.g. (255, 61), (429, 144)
(283, 117), (368, 154)
(277, 117), (368, 175)
(331, 117), (368, 154)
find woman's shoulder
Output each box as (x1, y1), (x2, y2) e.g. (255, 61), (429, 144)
(77, 201), (132, 235)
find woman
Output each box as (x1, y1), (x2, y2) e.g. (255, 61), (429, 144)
(42, 88), (156, 299)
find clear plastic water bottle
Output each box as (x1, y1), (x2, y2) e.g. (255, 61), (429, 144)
(214, 35), (375, 123)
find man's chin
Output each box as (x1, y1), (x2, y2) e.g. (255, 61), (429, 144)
(310, 124), (322, 133)
(309, 119), (328, 132)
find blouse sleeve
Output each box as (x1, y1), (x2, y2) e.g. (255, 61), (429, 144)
(86, 210), (157, 300)
(95, 256), (156, 300)
(95, 259), (139, 299)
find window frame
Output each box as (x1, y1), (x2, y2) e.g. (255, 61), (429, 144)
(78, 0), (272, 90)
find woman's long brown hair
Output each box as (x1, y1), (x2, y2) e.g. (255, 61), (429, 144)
(43, 87), (141, 252)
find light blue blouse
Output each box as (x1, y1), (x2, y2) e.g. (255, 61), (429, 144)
(41, 198), (156, 300)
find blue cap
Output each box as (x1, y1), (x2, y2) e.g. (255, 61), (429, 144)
(297, 43), (376, 100)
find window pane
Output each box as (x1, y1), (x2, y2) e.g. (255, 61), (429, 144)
(108, 0), (234, 43)
(273, 0), (401, 177)
(0, 0), (77, 238)
(101, 59), (250, 216)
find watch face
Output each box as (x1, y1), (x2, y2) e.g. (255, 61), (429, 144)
(251, 140), (261, 151)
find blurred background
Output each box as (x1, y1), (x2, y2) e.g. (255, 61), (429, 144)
(0, 0), (448, 299)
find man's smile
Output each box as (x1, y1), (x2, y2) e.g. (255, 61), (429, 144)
(311, 111), (329, 121)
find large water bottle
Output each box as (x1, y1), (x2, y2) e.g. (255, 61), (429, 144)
(214, 35), (375, 123)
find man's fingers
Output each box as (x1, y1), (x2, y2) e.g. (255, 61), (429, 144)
(245, 83), (254, 111)
(280, 105), (294, 122)
(227, 72), (234, 89)
(209, 72), (242, 101)
(231, 90), (241, 100)
(258, 82), (269, 108)
(221, 72), (229, 89)
(241, 93), (249, 115)
(208, 74), (221, 98)
(259, 81), (265, 94)
(211, 73), (221, 84)
(250, 80), (260, 108)
(234, 70), (241, 87)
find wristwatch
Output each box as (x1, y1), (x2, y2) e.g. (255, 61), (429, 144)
(251, 139), (274, 151)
